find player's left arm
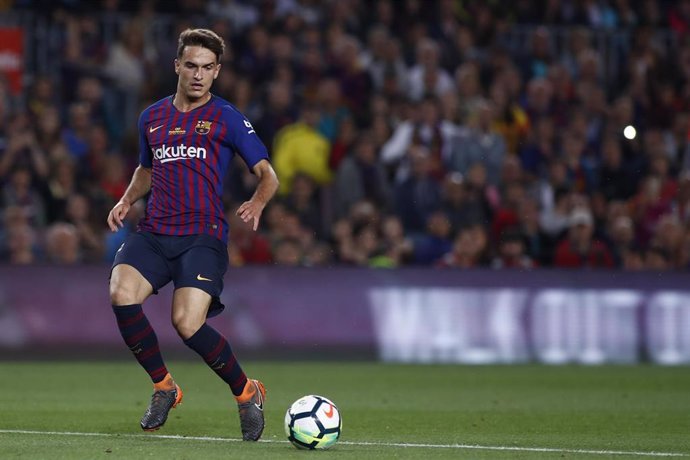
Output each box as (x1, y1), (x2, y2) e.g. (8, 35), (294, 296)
(236, 159), (279, 231)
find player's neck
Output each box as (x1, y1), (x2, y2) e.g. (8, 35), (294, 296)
(172, 92), (212, 112)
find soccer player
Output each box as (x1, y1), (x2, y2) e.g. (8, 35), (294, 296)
(106, 29), (278, 441)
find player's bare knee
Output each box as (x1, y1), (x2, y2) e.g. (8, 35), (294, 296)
(172, 314), (203, 340)
(110, 279), (140, 305)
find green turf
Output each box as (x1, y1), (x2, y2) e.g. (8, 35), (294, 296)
(0, 361), (689, 459)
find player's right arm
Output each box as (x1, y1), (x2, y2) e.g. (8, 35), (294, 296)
(107, 166), (152, 231)
(107, 110), (154, 232)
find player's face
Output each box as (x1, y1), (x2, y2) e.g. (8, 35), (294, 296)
(175, 46), (220, 101)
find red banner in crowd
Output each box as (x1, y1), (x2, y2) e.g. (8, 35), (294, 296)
(0, 28), (23, 95)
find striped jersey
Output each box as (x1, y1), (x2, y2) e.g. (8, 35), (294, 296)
(137, 94), (268, 243)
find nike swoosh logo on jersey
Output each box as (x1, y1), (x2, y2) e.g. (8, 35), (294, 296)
(196, 274), (213, 281)
(149, 124), (165, 133)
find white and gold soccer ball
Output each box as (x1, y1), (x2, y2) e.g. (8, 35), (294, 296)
(284, 395), (342, 449)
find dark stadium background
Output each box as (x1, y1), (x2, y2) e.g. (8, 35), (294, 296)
(1, 0), (690, 362)
(3, 2), (690, 459)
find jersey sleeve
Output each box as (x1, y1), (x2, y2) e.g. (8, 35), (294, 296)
(138, 111), (153, 168)
(222, 106), (269, 170)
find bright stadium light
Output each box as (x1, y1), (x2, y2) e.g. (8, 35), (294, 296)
(623, 125), (637, 140)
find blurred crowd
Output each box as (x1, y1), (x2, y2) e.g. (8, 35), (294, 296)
(2, 0), (690, 270)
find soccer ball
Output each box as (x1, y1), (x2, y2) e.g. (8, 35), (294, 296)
(284, 395), (342, 449)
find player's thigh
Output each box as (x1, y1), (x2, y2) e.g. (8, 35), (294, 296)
(171, 235), (229, 333)
(171, 287), (213, 338)
(110, 264), (154, 305)
(173, 235), (228, 301)
(110, 232), (172, 305)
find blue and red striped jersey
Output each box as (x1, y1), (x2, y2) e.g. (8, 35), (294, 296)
(136, 94), (268, 243)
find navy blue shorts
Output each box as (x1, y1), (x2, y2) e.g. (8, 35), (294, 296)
(112, 231), (229, 318)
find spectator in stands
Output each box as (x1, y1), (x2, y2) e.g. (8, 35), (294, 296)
(83, 125), (112, 185)
(26, 75), (57, 120)
(449, 100), (506, 187)
(553, 207), (614, 268)
(273, 104), (332, 195)
(524, 77), (555, 125)
(520, 116), (557, 179)
(61, 102), (91, 160)
(330, 216), (354, 264)
(333, 132), (391, 220)
(597, 133), (637, 201)
(407, 38), (453, 101)
(0, 128), (49, 183)
(227, 209), (272, 267)
(103, 19), (153, 139)
(44, 157), (78, 223)
(644, 246), (672, 271)
(303, 241), (333, 267)
(329, 35), (372, 113)
(491, 180), (526, 243)
(6, 1), (690, 272)
(491, 228), (536, 269)
(6, 222), (37, 265)
(411, 210), (453, 265)
(103, 199), (144, 263)
(232, 77), (261, 121)
(561, 131), (597, 194)
(64, 193), (104, 263)
(437, 224), (489, 268)
(44, 222), (81, 264)
(34, 106), (63, 161)
(439, 172), (488, 232)
(316, 78), (351, 142)
(516, 197), (554, 265)
(266, 207), (314, 258)
(454, 62), (484, 125)
(381, 96), (456, 183)
(651, 214), (685, 268)
(328, 116), (358, 170)
(347, 222), (381, 266)
(1, 166), (46, 229)
(375, 215), (412, 267)
(366, 27), (407, 94)
(630, 176), (674, 246)
(519, 27), (554, 80)
(394, 146), (442, 234)
(605, 214), (637, 267)
(254, 80), (297, 151)
(0, 206), (34, 262)
(560, 27), (592, 79)
(98, 154), (128, 205)
(490, 76), (530, 156)
(284, 173), (323, 238)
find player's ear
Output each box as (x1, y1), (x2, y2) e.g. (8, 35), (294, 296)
(213, 63), (221, 80)
(174, 58), (180, 75)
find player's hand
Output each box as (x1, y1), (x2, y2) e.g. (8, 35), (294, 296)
(107, 201), (131, 232)
(236, 200), (264, 231)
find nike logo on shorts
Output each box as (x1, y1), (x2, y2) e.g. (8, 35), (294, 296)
(196, 274), (213, 281)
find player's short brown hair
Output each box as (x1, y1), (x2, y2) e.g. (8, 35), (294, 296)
(177, 28), (225, 62)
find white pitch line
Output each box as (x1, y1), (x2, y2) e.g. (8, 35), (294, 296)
(0, 429), (686, 457)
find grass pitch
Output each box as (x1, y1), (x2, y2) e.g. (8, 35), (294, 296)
(0, 361), (689, 459)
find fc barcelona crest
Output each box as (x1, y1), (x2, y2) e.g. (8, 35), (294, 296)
(195, 120), (212, 135)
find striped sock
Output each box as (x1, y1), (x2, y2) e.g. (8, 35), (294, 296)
(112, 304), (168, 383)
(183, 323), (248, 396)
